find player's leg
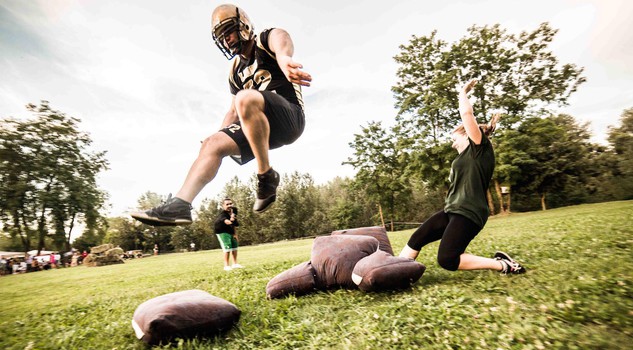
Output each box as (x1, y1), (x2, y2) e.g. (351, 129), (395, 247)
(176, 132), (240, 202)
(234, 90), (271, 174)
(437, 214), (526, 274)
(234, 90), (279, 212)
(457, 252), (525, 273)
(492, 251), (526, 274)
(130, 132), (239, 226)
(399, 210), (450, 260)
(234, 90), (305, 212)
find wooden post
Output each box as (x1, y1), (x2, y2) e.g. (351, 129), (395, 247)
(378, 204), (385, 228)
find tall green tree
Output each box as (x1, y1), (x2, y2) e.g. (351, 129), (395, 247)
(189, 173), (331, 247)
(319, 177), (376, 230)
(344, 121), (412, 223)
(275, 172), (329, 238)
(183, 197), (221, 250)
(502, 114), (593, 211)
(218, 176), (259, 245)
(393, 22), (585, 132)
(606, 107), (633, 199)
(391, 22), (586, 211)
(124, 192), (177, 252)
(0, 101), (109, 253)
(103, 217), (146, 251)
(136, 191), (167, 210)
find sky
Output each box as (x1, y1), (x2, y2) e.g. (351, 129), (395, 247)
(1, 0), (632, 219)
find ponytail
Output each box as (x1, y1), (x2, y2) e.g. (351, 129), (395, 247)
(480, 113), (500, 137)
(453, 113), (500, 137)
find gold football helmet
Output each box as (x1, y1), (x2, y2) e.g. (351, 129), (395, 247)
(211, 4), (254, 59)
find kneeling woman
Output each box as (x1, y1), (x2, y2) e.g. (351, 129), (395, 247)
(399, 79), (525, 275)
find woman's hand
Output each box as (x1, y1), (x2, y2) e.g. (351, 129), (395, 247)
(460, 79), (477, 95)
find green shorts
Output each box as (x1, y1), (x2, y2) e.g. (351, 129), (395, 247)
(216, 233), (238, 252)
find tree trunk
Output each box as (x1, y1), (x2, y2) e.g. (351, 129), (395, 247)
(487, 189), (495, 215)
(494, 180), (506, 213)
(507, 190), (512, 213)
(540, 192), (547, 211)
(16, 212), (30, 253)
(37, 180), (54, 254)
(65, 212), (77, 252)
(389, 191), (395, 227)
(37, 204), (48, 255)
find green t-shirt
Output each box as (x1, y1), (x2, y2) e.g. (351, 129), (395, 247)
(444, 131), (495, 228)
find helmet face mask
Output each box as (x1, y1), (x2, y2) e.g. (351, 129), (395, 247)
(213, 18), (242, 58)
(211, 5), (254, 60)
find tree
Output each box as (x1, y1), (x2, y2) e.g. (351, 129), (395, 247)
(181, 198), (221, 250)
(390, 22), (586, 212)
(0, 101), (109, 253)
(136, 191), (166, 210)
(393, 22), (585, 133)
(275, 172), (330, 238)
(183, 172), (347, 246)
(492, 129), (532, 212)
(344, 121), (412, 223)
(606, 107), (633, 199)
(502, 114), (593, 211)
(71, 216), (108, 252)
(103, 217), (146, 251)
(217, 176), (260, 245)
(319, 177), (376, 230)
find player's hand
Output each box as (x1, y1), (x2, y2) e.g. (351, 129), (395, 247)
(277, 55), (312, 87)
(460, 79), (477, 95)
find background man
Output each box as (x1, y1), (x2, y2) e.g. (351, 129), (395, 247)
(214, 198), (241, 271)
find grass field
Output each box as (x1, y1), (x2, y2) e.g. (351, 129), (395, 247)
(1, 201), (632, 349)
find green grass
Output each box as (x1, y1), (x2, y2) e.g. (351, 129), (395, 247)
(1, 201), (632, 349)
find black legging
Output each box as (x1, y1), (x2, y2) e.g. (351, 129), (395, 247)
(406, 210), (482, 271)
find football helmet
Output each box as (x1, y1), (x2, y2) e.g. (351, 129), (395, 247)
(211, 4), (254, 59)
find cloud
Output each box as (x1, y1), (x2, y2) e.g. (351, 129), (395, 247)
(0, 2), (52, 59)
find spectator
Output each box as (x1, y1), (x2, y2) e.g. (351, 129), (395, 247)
(0, 255), (7, 276)
(30, 257), (40, 272)
(71, 252), (79, 267)
(214, 198), (242, 271)
(49, 253), (57, 269)
(80, 250), (87, 265)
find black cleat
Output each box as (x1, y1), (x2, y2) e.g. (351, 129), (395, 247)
(253, 168), (280, 213)
(494, 251), (526, 275)
(130, 194), (192, 226)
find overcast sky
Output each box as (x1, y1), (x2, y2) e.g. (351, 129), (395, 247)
(1, 0), (632, 218)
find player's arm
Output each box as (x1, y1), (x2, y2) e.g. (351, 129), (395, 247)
(267, 28), (312, 87)
(458, 79), (482, 145)
(223, 214), (233, 226)
(220, 96), (238, 128)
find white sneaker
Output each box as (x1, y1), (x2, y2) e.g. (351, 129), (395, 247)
(231, 263), (243, 269)
(223, 266), (232, 271)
